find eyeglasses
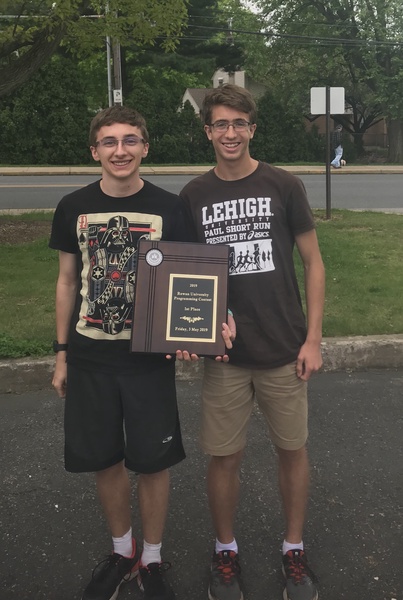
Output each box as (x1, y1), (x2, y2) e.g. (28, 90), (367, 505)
(209, 119), (251, 132)
(95, 136), (145, 148)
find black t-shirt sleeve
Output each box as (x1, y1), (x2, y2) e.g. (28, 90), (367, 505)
(178, 195), (198, 242)
(168, 196), (198, 243)
(49, 198), (78, 253)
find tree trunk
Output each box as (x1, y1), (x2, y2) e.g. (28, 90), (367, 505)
(0, 25), (65, 98)
(387, 118), (403, 163)
(353, 132), (365, 157)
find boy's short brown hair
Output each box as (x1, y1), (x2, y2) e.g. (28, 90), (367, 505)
(201, 84), (257, 126)
(89, 106), (149, 146)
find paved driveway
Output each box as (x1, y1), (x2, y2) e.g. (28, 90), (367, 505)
(0, 369), (401, 599)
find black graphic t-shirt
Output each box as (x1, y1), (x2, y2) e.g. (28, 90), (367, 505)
(50, 179), (192, 371)
(180, 162), (315, 369)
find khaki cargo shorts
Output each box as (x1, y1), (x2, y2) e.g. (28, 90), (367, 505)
(201, 360), (308, 455)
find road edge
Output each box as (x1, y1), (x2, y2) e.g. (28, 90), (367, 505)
(1, 334), (403, 394)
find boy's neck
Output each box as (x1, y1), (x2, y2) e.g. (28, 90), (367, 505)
(214, 157), (259, 181)
(100, 174), (144, 198)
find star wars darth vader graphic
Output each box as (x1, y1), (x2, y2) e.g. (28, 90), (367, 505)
(76, 212), (162, 340)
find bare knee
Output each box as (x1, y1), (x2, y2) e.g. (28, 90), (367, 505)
(276, 445), (307, 466)
(138, 469), (169, 485)
(210, 450), (244, 473)
(95, 460), (126, 484)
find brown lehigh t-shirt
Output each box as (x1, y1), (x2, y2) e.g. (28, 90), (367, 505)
(180, 162), (315, 369)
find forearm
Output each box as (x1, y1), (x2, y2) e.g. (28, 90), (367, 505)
(55, 278), (77, 342)
(303, 260), (325, 345)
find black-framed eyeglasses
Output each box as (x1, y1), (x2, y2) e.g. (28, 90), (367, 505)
(95, 136), (145, 148)
(209, 119), (251, 132)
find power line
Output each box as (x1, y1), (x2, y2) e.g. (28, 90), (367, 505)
(185, 23), (403, 48)
(187, 12), (393, 30)
(2, 13), (401, 49)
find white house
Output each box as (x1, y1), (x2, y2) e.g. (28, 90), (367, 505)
(180, 69), (266, 116)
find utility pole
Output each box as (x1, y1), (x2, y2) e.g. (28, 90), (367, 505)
(325, 85), (331, 219)
(106, 35), (113, 107)
(105, 2), (122, 106)
(112, 40), (123, 106)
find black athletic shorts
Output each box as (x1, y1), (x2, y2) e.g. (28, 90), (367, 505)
(64, 360), (185, 474)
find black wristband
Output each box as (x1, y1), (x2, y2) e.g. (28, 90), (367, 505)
(53, 340), (68, 353)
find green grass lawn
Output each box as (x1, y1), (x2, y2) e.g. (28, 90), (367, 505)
(298, 210), (403, 337)
(0, 209), (402, 358)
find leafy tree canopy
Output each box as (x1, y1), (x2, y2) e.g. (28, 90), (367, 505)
(0, 53), (91, 165)
(217, 0), (270, 82)
(0, 0), (187, 97)
(250, 0), (403, 160)
(125, 0), (246, 84)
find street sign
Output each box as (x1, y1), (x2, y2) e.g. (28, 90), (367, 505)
(113, 89), (123, 105)
(310, 87), (345, 115)
(310, 86), (346, 219)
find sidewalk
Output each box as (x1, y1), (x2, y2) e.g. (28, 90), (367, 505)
(1, 334), (403, 394)
(1, 164), (403, 176)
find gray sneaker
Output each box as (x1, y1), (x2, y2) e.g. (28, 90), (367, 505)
(282, 549), (318, 600)
(208, 550), (243, 600)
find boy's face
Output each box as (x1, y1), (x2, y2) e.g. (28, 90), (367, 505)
(204, 106), (256, 165)
(90, 123), (149, 182)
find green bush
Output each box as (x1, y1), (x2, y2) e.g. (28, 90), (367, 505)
(252, 91), (324, 163)
(0, 53), (92, 165)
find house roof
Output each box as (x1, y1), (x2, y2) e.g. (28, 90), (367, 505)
(184, 88), (210, 110)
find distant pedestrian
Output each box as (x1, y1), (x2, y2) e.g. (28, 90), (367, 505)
(331, 124), (343, 168)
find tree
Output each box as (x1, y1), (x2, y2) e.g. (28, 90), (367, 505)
(0, 0), (187, 98)
(177, 0), (244, 73)
(123, 67), (212, 164)
(252, 0), (403, 162)
(217, 0), (270, 82)
(123, 0), (246, 85)
(176, 101), (214, 164)
(0, 53), (91, 165)
(253, 91), (323, 163)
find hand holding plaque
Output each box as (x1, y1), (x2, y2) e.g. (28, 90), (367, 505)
(131, 241), (230, 356)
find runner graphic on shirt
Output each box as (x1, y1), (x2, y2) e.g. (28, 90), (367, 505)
(201, 196), (275, 276)
(229, 240), (273, 275)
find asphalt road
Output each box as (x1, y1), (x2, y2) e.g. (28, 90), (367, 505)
(0, 173), (403, 212)
(0, 370), (402, 600)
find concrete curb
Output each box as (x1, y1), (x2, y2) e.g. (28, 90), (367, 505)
(1, 165), (403, 176)
(320, 334), (403, 371)
(1, 334), (402, 394)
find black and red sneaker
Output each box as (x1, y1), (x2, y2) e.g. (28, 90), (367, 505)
(208, 550), (243, 600)
(82, 538), (140, 600)
(138, 562), (175, 599)
(282, 549), (318, 600)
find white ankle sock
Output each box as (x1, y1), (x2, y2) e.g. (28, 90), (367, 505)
(141, 540), (162, 566)
(112, 527), (133, 557)
(215, 538), (238, 554)
(282, 539), (303, 555)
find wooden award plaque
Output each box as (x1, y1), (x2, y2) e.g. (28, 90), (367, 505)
(130, 240), (229, 356)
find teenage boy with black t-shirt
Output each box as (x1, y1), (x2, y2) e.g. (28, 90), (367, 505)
(50, 105), (195, 600)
